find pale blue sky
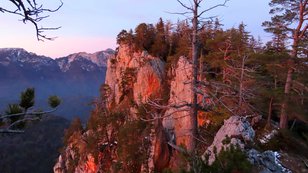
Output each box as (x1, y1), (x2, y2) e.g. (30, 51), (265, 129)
(0, 0), (271, 58)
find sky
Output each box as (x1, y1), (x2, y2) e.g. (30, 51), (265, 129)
(0, 0), (271, 58)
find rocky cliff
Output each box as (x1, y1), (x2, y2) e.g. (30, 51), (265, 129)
(105, 44), (165, 105)
(54, 44), (168, 172)
(54, 44), (299, 173)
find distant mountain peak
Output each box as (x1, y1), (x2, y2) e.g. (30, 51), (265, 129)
(0, 48), (114, 72)
(55, 49), (114, 72)
(0, 48), (55, 68)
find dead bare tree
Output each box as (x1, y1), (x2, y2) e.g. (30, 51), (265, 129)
(0, 0), (63, 40)
(175, 0), (229, 152)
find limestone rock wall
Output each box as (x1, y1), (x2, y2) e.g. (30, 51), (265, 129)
(163, 56), (195, 150)
(105, 44), (165, 105)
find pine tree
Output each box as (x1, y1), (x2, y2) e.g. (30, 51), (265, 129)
(262, 16), (288, 53)
(19, 88), (35, 112)
(151, 18), (169, 59)
(265, 0), (307, 129)
(134, 23), (155, 51)
(0, 88), (61, 133)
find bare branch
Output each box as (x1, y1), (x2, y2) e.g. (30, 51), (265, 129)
(0, 129), (24, 133)
(176, 0), (194, 11)
(1, 0), (63, 41)
(8, 117), (40, 129)
(0, 108), (57, 120)
(0, 108), (57, 133)
(198, 0), (229, 18)
(299, 24), (308, 39)
(165, 11), (193, 19)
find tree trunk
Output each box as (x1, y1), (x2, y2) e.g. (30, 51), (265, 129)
(279, 0), (307, 129)
(238, 55), (246, 108)
(279, 40), (297, 129)
(189, 0), (199, 152)
(280, 67), (293, 129)
(266, 97), (274, 128)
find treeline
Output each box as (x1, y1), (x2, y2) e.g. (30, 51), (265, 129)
(116, 17), (308, 133)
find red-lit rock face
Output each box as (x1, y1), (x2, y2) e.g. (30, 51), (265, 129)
(105, 44), (165, 105)
(85, 154), (98, 173)
(163, 56), (195, 150)
(134, 59), (165, 104)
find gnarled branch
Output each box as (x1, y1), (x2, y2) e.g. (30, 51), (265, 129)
(0, 0), (63, 41)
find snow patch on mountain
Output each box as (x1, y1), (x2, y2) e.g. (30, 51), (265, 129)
(0, 48), (114, 72)
(55, 50), (114, 72)
(0, 48), (55, 68)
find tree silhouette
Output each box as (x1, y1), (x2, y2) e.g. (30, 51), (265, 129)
(0, 0), (63, 40)
(19, 88), (35, 112)
(0, 88), (61, 133)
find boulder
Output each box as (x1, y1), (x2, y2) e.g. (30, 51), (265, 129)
(247, 149), (291, 173)
(203, 116), (255, 164)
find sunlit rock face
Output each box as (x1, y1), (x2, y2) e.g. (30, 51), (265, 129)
(105, 44), (165, 105)
(75, 154), (98, 173)
(54, 149), (98, 173)
(133, 58), (165, 104)
(54, 45), (167, 173)
(163, 56), (195, 150)
(203, 116), (255, 164)
(53, 131), (98, 173)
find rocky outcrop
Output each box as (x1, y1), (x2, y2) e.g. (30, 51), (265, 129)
(54, 148), (98, 173)
(105, 44), (165, 105)
(55, 45), (167, 173)
(247, 149), (291, 173)
(203, 116), (255, 164)
(53, 131), (98, 173)
(163, 56), (194, 150)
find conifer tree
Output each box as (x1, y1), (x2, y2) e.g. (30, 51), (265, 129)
(134, 23), (156, 51)
(0, 88), (61, 133)
(151, 18), (169, 59)
(19, 88), (35, 112)
(262, 16), (288, 53)
(265, 0), (307, 129)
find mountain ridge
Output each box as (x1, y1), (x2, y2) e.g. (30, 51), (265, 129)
(0, 48), (114, 121)
(0, 48), (114, 71)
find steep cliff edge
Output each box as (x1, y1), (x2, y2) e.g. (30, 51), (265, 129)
(54, 44), (169, 172)
(163, 56), (194, 151)
(54, 43), (303, 172)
